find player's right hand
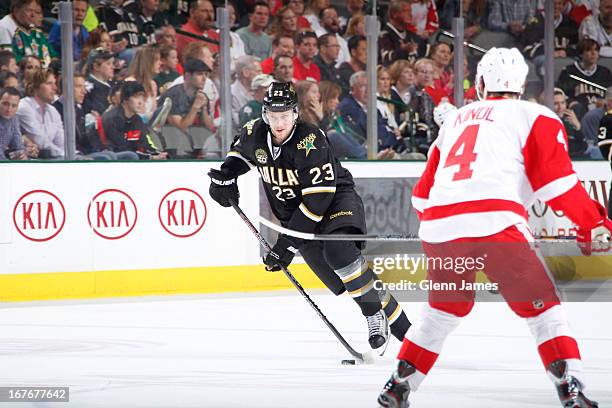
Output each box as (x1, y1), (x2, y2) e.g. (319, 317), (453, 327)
(208, 169), (239, 208)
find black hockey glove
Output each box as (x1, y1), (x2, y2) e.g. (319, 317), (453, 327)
(263, 235), (301, 271)
(208, 169), (239, 207)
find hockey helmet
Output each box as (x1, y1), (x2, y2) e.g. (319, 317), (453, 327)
(262, 82), (299, 125)
(475, 47), (529, 100)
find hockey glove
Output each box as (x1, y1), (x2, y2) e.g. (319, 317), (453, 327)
(577, 218), (612, 255)
(263, 235), (300, 271)
(208, 168), (239, 208)
(576, 201), (612, 255)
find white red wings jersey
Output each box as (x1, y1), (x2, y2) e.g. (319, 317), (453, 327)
(412, 97), (593, 243)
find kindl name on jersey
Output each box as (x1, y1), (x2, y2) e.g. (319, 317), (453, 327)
(453, 106), (494, 127)
(258, 166), (300, 186)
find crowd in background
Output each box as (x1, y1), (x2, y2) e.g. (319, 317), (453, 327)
(1, 0), (612, 161)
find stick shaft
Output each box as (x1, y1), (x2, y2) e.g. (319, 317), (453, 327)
(230, 201), (365, 361)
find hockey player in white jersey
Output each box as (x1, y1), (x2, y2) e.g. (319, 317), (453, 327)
(377, 48), (610, 408)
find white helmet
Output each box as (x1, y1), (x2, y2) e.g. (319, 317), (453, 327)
(475, 47), (529, 100)
(433, 101), (458, 127)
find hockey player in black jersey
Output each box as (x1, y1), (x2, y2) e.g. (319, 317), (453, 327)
(208, 82), (411, 351)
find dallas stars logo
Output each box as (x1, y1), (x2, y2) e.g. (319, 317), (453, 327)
(297, 133), (317, 157)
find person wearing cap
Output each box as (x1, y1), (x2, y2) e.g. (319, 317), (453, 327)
(83, 48), (116, 117)
(238, 73), (273, 127)
(101, 81), (168, 160)
(159, 58), (214, 137)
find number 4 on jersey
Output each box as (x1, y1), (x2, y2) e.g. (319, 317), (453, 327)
(444, 124), (479, 181)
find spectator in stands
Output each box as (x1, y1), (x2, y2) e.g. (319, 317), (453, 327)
(293, 30), (320, 82)
(338, 0), (365, 34)
(226, 2), (247, 69)
(317, 80), (366, 158)
(155, 45), (180, 94)
(558, 38), (612, 117)
(338, 35), (366, 96)
(389, 59), (415, 105)
(550, 87), (588, 158)
(580, 0), (612, 58)
(83, 48), (116, 117)
(268, 6), (299, 39)
(18, 54), (39, 84)
(48, 0), (89, 61)
(231, 55), (263, 127)
(125, 45), (162, 120)
(176, 0), (219, 59)
(315, 6), (350, 66)
(488, 0), (536, 38)
(523, 0), (579, 76)
(159, 58), (214, 136)
(0, 71), (19, 90)
(439, 0), (486, 40)
(581, 87), (608, 158)
(97, 0), (141, 62)
(172, 41), (218, 125)
(156, 25), (178, 48)
(261, 34), (295, 74)
(295, 79), (324, 126)
(10, 2), (56, 67)
(80, 28), (112, 71)
(407, 58), (436, 153)
(428, 42), (454, 104)
(54, 73), (121, 160)
(0, 0), (39, 51)
(377, 65), (401, 134)
(0, 87), (26, 161)
(303, 0), (329, 33)
(344, 12), (366, 38)
(379, 0), (427, 67)
(314, 33), (342, 84)
(237, 1), (272, 60)
(284, 0), (311, 30)
(102, 81), (168, 159)
(338, 70), (405, 154)
(407, 0), (439, 39)
(238, 73), (274, 127)
(0, 50), (18, 74)
(126, 0), (169, 45)
(568, 0), (599, 26)
(17, 68), (64, 159)
(273, 54), (295, 83)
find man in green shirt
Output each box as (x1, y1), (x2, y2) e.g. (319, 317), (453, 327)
(12, 24), (56, 68)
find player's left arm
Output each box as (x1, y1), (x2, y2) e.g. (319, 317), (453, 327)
(523, 114), (612, 252)
(288, 128), (337, 234)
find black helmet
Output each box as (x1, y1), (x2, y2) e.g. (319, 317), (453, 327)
(263, 82), (298, 112)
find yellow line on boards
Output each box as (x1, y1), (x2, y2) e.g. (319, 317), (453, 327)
(0, 264), (326, 302)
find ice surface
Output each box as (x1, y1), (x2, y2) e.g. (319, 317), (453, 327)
(0, 290), (610, 407)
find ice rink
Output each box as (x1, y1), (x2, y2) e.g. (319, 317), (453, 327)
(1, 290), (611, 407)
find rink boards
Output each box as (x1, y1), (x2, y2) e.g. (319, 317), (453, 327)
(0, 161), (610, 301)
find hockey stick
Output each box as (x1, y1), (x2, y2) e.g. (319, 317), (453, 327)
(230, 200), (373, 363)
(259, 215), (579, 243)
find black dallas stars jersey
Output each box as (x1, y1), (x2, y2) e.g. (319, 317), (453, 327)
(221, 118), (361, 234)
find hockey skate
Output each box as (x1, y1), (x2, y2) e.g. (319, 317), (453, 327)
(378, 360), (415, 408)
(366, 309), (390, 355)
(548, 360), (599, 408)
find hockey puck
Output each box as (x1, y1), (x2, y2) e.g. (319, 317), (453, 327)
(341, 359), (356, 365)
